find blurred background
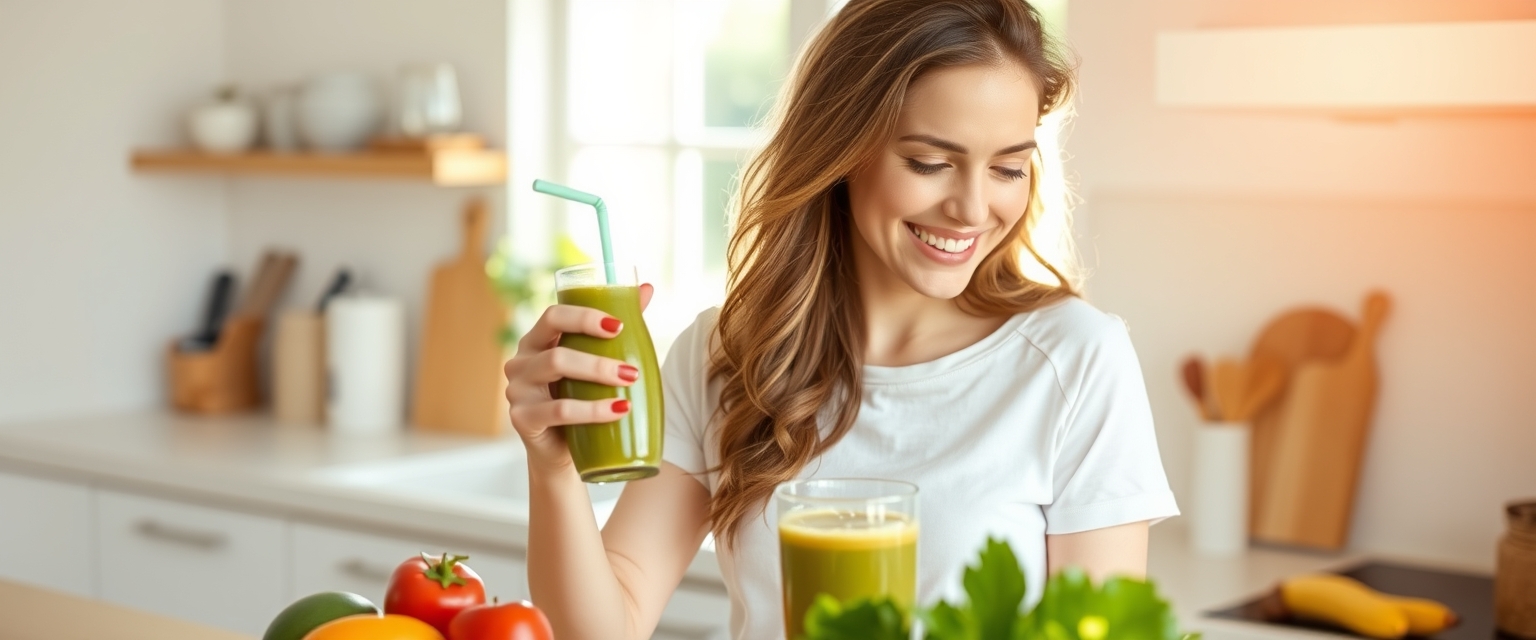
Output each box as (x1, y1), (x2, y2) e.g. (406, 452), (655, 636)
(1, 1), (1534, 638)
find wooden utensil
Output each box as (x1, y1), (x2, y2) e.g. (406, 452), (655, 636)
(234, 251), (297, 319)
(1231, 356), (1286, 422)
(411, 198), (508, 436)
(1254, 291), (1391, 550)
(1180, 356), (1212, 420)
(1247, 306), (1357, 534)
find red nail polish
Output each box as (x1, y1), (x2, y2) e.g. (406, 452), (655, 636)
(600, 317), (622, 333)
(618, 364), (640, 382)
(611, 399), (631, 413)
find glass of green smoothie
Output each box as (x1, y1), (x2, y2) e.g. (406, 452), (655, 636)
(776, 478), (919, 640)
(553, 262), (663, 483)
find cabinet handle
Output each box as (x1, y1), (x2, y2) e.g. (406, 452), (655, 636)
(337, 558), (395, 583)
(134, 519), (228, 550)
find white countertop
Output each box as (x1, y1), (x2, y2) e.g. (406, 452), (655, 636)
(0, 410), (1458, 639)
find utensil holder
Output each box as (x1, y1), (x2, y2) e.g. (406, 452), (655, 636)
(167, 316), (263, 414)
(273, 310), (325, 425)
(1192, 421), (1250, 556)
(1498, 499), (1536, 639)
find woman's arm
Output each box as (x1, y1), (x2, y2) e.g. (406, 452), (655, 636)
(1044, 520), (1150, 582)
(527, 461), (712, 640)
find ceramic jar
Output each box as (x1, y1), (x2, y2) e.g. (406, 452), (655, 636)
(1497, 499), (1536, 639)
(188, 86), (258, 153)
(297, 72), (383, 152)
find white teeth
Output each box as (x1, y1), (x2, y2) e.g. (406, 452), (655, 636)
(909, 224), (974, 254)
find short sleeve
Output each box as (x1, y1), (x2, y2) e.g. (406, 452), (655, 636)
(1042, 314), (1180, 535)
(660, 309), (716, 490)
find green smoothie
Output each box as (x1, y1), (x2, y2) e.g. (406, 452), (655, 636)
(779, 509), (918, 639)
(555, 283), (663, 483)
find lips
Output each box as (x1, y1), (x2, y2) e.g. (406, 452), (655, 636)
(905, 222), (981, 264)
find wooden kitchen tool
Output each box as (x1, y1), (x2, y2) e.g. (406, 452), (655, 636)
(168, 250), (297, 415)
(1247, 306), (1357, 535)
(1254, 291), (1391, 550)
(411, 198), (508, 436)
(1180, 356), (1212, 420)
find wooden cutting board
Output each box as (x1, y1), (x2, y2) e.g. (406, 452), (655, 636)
(411, 198), (507, 436)
(1254, 291), (1391, 550)
(1246, 306), (1356, 535)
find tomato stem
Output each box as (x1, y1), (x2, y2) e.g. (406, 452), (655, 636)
(421, 551), (470, 589)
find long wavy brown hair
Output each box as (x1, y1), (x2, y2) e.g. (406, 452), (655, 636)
(708, 0), (1079, 546)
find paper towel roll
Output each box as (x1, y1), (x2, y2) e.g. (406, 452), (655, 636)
(1192, 422), (1250, 556)
(325, 295), (406, 433)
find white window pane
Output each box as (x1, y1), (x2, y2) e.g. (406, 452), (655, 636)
(566, 146), (673, 286)
(701, 0), (790, 128)
(567, 0), (673, 143)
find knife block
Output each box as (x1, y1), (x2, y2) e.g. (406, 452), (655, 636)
(168, 316), (263, 414)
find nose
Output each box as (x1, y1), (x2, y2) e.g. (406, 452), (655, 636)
(942, 171), (989, 227)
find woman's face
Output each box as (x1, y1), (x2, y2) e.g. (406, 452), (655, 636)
(846, 62), (1041, 300)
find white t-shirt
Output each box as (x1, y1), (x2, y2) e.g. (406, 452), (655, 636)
(661, 296), (1180, 640)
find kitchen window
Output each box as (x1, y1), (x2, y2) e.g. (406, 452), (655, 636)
(532, 0), (1069, 349)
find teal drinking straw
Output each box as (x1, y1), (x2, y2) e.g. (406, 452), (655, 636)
(531, 179), (617, 284)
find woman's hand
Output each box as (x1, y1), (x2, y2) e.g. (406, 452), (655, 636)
(503, 284), (654, 475)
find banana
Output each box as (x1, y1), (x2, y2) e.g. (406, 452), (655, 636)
(1380, 595), (1459, 636)
(1278, 573), (1409, 639)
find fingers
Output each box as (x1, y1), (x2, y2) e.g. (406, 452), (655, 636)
(508, 346), (638, 388)
(516, 304), (623, 353)
(639, 282), (654, 311)
(509, 397), (632, 432)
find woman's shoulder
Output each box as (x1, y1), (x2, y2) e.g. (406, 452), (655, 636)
(1010, 295), (1138, 365)
(662, 306), (722, 370)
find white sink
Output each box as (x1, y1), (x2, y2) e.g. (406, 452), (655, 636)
(309, 442), (626, 512)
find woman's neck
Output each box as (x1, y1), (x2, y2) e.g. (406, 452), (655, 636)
(852, 231), (1009, 367)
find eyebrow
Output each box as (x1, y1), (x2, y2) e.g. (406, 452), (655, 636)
(898, 134), (1038, 156)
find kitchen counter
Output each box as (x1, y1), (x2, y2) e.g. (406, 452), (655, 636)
(0, 411), (1477, 639)
(0, 578), (252, 640)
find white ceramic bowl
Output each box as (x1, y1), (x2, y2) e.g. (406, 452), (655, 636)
(188, 101), (258, 154)
(297, 73), (383, 152)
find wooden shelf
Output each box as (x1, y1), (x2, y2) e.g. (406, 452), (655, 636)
(130, 147), (508, 187)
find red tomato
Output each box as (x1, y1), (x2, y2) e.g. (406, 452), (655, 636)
(384, 553), (486, 636)
(448, 599), (553, 640)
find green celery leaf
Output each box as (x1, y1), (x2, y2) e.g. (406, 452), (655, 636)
(920, 600), (971, 640)
(801, 594), (910, 640)
(963, 538), (1028, 640)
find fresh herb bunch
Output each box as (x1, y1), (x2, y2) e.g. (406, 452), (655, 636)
(800, 538), (1199, 640)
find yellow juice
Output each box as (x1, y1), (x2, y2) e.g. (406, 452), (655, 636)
(778, 509), (918, 639)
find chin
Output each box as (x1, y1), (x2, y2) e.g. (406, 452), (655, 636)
(901, 269), (975, 300)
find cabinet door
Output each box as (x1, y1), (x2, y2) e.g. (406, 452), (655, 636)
(95, 489), (286, 636)
(0, 470), (93, 597)
(289, 522), (527, 606)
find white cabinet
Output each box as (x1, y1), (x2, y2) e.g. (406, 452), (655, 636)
(0, 469), (93, 597)
(95, 489), (287, 636)
(290, 522), (528, 606)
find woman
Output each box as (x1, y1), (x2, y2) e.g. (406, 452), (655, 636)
(502, 1), (1179, 638)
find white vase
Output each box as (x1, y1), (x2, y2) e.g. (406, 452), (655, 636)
(187, 91), (258, 154)
(297, 72), (383, 152)
(1191, 422), (1250, 556)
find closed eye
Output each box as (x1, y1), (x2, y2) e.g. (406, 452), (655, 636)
(996, 166), (1027, 181)
(904, 158), (947, 175)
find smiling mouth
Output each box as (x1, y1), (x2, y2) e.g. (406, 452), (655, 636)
(906, 223), (977, 254)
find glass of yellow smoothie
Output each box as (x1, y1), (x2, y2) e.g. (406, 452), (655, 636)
(776, 478), (919, 640)
(553, 263), (663, 483)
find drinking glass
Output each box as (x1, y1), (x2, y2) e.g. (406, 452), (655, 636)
(554, 263), (663, 483)
(776, 478), (919, 639)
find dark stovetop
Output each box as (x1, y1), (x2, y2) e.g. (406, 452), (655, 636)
(1207, 560), (1522, 640)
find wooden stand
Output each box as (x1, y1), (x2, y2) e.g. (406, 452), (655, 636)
(168, 316), (263, 414)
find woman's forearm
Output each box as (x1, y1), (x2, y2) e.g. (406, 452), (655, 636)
(526, 464), (640, 640)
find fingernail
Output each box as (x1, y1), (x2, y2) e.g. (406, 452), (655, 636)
(600, 317), (622, 334)
(611, 399), (631, 413)
(618, 364), (640, 382)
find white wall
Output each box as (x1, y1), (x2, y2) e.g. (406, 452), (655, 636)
(222, 0), (509, 382)
(0, 0), (229, 423)
(1067, 0), (1536, 569)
